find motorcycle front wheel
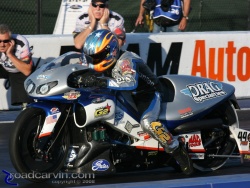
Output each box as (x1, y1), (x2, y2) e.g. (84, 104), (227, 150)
(9, 108), (70, 182)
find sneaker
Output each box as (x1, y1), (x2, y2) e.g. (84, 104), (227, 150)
(171, 141), (194, 175)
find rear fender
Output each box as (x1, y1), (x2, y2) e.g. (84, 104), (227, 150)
(159, 75), (236, 123)
(28, 102), (62, 138)
(228, 94), (240, 110)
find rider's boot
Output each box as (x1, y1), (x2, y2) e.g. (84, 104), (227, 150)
(149, 121), (194, 175)
(170, 138), (194, 175)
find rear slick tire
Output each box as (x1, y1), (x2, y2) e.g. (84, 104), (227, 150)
(193, 101), (239, 171)
(9, 108), (70, 182)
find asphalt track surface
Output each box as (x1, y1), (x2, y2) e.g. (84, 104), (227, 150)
(1, 100), (250, 187)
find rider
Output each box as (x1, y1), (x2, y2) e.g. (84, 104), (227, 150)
(78, 29), (194, 175)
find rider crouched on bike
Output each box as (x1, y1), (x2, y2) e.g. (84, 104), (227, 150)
(78, 29), (194, 175)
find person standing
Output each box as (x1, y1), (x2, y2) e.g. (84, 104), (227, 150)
(73, 0), (125, 49)
(0, 24), (33, 108)
(113, 27), (126, 48)
(135, 0), (191, 32)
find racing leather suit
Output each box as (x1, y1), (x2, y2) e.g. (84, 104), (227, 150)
(96, 50), (179, 153)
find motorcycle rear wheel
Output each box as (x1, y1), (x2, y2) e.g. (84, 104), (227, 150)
(193, 101), (239, 171)
(9, 108), (70, 182)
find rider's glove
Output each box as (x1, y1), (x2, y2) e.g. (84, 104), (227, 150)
(77, 74), (96, 87)
(77, 74), (107, 88)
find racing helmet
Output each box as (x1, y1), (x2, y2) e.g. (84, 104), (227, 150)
(83, 29), (119, 72)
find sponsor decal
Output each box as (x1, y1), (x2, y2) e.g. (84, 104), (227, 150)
(244, 154), (250, 160)
(113, 72), (135, 85)
(241, 141), (248, 146)
(181, 81), (227, 103)
(94, 103), (111, 118)
(148, 151), (158, 156)
(115, 111), (124, 124)
(189, 153), (205, 159)
(63, 90), (81, 100)
(37, 74), (49, 80)
(50, 107), (59, 114)
(91, 97), (106, 104)
(46, 114), (58, 124)
(92, 159), (110, 171)
(120, 59), (135, 75)
(125, 121), (140, 133)
(137, 131), (151, 140)
(178, 107), (193, 118)
(150, 122), (172, 144)
(189, 134), (202, 147)
(66, 148), (77, 163)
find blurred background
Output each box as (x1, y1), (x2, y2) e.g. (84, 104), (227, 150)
(0, 0), (250, 34)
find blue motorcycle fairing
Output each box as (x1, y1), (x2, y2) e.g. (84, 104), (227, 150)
(158, 75), (236, 130)
(28, 101), (62, 116)
(161, 104), (219, 130)
(116, 91), (141, 122)
(29, 90), (87, 103)
(77, 89), (116, 107)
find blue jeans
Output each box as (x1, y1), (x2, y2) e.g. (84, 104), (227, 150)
(153, 23), (180, 33)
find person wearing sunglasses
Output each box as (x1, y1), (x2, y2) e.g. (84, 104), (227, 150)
(0, 24), (33, 109)
(77, 29), (194, 176)
(73, 0), (125, 50)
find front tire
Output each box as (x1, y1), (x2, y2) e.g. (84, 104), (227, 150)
(9, 108), (70, 182)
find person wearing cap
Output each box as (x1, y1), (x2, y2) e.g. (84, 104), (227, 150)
(113, 27), (126, 48)
(73, 0), (125, 50)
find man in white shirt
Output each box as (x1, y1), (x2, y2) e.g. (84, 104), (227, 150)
(0, 24), (33, 108)
(73, 0), (125, 49)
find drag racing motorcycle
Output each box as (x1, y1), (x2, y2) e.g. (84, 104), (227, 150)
(9, 51), (250, 182)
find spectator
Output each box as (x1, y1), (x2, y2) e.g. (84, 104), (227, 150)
(113, 27), (126, 48)
(0, 24), (33, 109)
(135, 0), (191, 32)
(73, 0), (125, 49)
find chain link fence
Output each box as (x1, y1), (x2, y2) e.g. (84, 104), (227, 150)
(0, 0), (61, 34)
(0, 0), (250, 35)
